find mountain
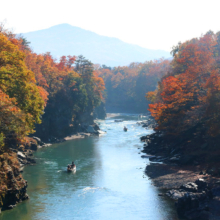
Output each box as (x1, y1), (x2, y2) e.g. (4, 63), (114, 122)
(21, 23), (170, 66)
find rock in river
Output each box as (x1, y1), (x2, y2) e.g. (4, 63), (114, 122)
(17, 151), (26, 160)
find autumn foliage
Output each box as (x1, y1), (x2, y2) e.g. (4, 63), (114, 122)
(0, 31), (45, 149)
(148, 31), (220, 137)
(0, 25), (105, 147)
(96, 59), (170, 112)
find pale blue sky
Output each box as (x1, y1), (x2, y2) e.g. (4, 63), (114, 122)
(1, 0), (219, 51)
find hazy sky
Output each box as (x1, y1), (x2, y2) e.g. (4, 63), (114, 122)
(1, 0), (220, 52)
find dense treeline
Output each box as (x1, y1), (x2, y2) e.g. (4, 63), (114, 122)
(0, 27), (44, 149)
(0, 25), (105, 147)
(148, 31), (220, 138)
(96, 59), (170, 113)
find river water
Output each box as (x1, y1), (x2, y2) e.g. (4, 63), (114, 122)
(0, 114), (179, 220)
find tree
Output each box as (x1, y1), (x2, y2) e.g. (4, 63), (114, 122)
(148, 32), (219, 136)
(0, 32), (44, 148)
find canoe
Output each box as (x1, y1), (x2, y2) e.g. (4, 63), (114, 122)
(124, 128), (128, 132)
(67, 165), (76, 172)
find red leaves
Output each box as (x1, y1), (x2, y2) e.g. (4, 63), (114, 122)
(148, 32), (220, 136)
(56, 55), (76, 71)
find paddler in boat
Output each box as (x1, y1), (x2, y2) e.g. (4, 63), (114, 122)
(71, 161), (75, 168)
(124, 126), (128, 131)
(67, 162), (75, 171)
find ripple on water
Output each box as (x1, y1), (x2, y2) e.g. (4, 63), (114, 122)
(78, 187), (107, 197)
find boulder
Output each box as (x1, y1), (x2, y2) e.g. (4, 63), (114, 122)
(180, 182), (198, 192)
(23, 137), (38, 151)
(166, 189), (186, 200)
(32, 136), (43, 145)
(199, 170), (206, 175)
(149, 156), (163, 162)
(166, 179), (212, 219)
(176, 191), (209, 218)
(10, 148), (18, 153)
(30, 142), (38, 151)
(140, 136), (147, 141)
(87, 125), (96, 133)
(169, 156), (180, 162)
(41, 143), (52, 148)
(93, 123), (100, 131)
(17, 151), (26, 160)
(83, 133), (91, 137)
(141, 155), (152, 158)
(195, 179), (207, 190)
(97, 130), (106, 135)
(26, 157), (36, 164)
(8, 205), (16, 209)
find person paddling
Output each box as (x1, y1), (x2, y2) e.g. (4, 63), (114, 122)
(71, 161), (75, 168)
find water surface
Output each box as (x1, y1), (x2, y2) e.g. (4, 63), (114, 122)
(0, 114), (179, 220)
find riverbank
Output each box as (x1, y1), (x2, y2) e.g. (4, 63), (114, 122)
(0, 121), (104, 212)
(141, 129), (220, 220)
(146, 163), (220, 219)
(0, 114), (180, 220)
(0, 151), (29, 213)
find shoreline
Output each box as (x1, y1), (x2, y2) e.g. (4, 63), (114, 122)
(0, 124), (105, 212)
(13, 119), (106, 172)
(19, 130), (105, 167)
(145, 163), (213, 189)
(141, 130), (220, 220)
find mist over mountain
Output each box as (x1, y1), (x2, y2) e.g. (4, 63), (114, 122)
(22, 23), (170, 66)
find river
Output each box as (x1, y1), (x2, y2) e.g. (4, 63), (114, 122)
(0, 114), (179, 220)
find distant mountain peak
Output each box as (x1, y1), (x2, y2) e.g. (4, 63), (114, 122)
(48, 23), (81, 30)
(22, 24), (170, 66)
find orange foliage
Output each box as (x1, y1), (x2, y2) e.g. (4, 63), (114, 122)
(0, 24), (106, 149)
(37, 86), (49, 105)
(93, 71), (105, 100)
(148, 32), (220, 136)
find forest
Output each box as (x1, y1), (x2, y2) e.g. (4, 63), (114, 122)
(95, 59), (170, 113)
(139, 31), (220, 219)
(0, 25), (105, 149)
(1, 22), (220, 219)
(148, 31), (220, 138)
(2, 24), (220, 150)
(138, 30), (220, 174)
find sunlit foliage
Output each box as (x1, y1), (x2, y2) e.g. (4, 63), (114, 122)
(148, 31), (220, 137)
(0, 32), (44, 149)
(0, 24), (105, 146)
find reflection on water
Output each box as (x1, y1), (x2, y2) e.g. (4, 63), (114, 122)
(0, 113), (179, 220)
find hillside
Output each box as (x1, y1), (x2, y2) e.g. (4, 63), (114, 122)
(21, 24), (170, 66)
